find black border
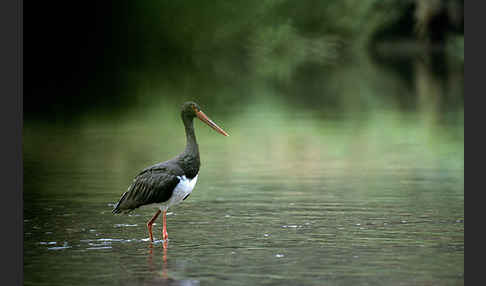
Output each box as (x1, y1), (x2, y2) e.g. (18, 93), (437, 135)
(0, 0), (22, 285)
(465, 1), (473, 285)
(2, 1), (469, 285)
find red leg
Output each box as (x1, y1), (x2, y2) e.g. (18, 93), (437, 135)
(147, 209), (161, 242)
(162, 210), (168, 241)
(162, 242), (168, 277)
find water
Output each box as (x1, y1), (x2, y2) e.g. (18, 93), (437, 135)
(24, 52), (463, 285)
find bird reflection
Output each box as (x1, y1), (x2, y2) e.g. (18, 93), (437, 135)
(148, 241), (168, 279)
(147, 241), (200, 285)
(147, 240), (201, 286)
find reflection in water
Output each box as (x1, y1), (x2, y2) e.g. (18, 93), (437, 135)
(147, 242), (200, 286)
(147, 243), (168, 278)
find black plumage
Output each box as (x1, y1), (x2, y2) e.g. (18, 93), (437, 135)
(112, 166), (181, 214)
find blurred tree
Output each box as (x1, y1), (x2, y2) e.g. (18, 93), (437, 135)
(24, 0), (463, 118)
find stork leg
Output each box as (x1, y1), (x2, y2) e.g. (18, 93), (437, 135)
(147, 209), (161, 242)
(162, 210), (168, 241)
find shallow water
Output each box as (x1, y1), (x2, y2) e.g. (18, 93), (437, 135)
(24, 53), (463, 285)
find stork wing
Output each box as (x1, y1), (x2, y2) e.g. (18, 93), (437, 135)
(112, 168), (180, 214)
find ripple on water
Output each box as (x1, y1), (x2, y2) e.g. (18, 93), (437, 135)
(48, 246), (71, 250)
(86, 246), (112, 250)
(47, 242), (71, 251)
(114, 224), (138, 228)
(282, 225), (301, 228)
(39, 242), (57, 245)
(78, 237), (157, 249)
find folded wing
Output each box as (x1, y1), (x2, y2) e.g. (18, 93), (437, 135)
(112, 168), (180, 214)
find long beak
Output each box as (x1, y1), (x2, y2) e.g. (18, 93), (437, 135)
(196, 110), (229, 136)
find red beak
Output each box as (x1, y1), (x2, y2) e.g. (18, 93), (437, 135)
(196, 110), (229, 136)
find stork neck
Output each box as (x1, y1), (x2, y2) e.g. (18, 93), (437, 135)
(183, 116), (199, 155)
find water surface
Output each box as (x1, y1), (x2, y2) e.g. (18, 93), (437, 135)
(24, 53), (463, 285)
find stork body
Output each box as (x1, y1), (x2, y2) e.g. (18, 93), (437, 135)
(112, 102), (228, 242)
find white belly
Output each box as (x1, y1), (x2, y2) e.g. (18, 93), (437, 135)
(161, 174), (198, 210)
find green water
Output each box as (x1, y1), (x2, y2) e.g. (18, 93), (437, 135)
(24, 53), (463, 285)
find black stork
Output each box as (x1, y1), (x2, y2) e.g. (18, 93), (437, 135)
(112, 101), (229, 242)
